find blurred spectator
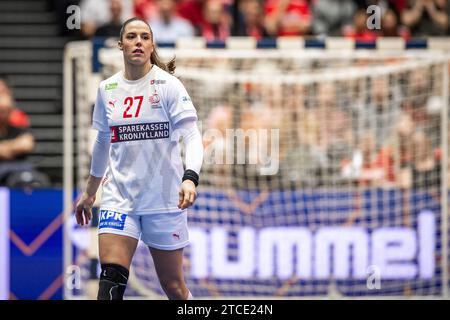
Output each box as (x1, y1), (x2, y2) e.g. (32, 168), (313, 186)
(380, 8), (410, 37)
(202, 104), (234, 189)
(315, 82), (352, 149)
(344, 9), (378, 40)
(4, 96), (30, 129)
(355, 0), (407, 15)
(239, 100), (285, 188)
(354, 76), (402, 149)
(401, 0), (450, 36)
(341, 132), (395, 187)
(312, 0), (356, 36)
(134, 0), (159, 21)
(0, 79), (12, 97)
(394, 112), (415, 180)
(232, 0), (270, 38)
(95, 0), (124, 37)
(9, 110), (29, 128)
(201, 0), (231, 41)
(399, 131), (441, 189)
(411, 131), (441, 189)
(264, 0), (311, 36)
(149, 0), (195, 42)
(351, 0), (410, 38)
(0, 79), (30, 128)
(205, 105), (233, 145)
(177, 0), (206, 35)
(0, 95), (35, 186)
(313, 82), (353, 185)
(281, 100), (324, 188)
(403, 68), (441, 146)
(80, 0), (134, 38)
(203, 106), (232, 164)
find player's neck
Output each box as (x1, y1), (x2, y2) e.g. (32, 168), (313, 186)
(123, 62), (152, 81)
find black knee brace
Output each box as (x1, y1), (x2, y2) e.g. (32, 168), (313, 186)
(97, 263), (129, 300)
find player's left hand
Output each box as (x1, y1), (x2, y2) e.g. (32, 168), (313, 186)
(178, 180), (197, 210)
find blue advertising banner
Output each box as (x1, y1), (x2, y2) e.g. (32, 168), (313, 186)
(4, 187), (445, 298)
(117, 188), (443, 298)
(181, 188), (442, 296)
(9, 189), (63, 300)
(0, 188), (9, 300)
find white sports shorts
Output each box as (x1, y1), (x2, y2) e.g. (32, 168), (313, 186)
(97, 209), (189, 250)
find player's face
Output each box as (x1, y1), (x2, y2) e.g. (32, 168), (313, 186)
(119, 21), (154, 66)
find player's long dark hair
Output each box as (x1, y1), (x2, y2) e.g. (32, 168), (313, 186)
(119, 17), (176, 75)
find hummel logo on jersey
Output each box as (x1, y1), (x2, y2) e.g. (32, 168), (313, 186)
(99, 210), (127, 230)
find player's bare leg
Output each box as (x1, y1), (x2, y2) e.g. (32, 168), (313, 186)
(149, 247), (191, 300)
(97, 233), (138, 300)
(99, 233), (138, 268)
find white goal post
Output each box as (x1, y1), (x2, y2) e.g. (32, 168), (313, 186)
(64, 38), (450, 299)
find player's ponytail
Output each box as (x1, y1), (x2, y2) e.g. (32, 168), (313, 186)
(150, 48), (176, 75)
(119, 17), (176, 75)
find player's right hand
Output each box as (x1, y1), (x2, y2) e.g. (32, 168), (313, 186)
(75, 192), (96, 226)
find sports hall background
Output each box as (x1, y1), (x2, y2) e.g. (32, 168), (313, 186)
(1, 0), (450, 299)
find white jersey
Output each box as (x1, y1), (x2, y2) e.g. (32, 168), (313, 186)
(92, 65), (198, 214)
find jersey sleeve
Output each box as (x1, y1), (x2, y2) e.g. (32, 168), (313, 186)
(166, 77), (198, 125)
(92, 85), (109, 132)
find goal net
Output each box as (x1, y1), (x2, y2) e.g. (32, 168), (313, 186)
(64, 40), (450, 299)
